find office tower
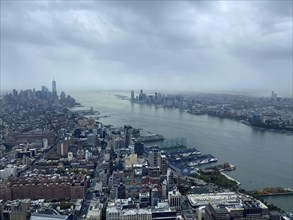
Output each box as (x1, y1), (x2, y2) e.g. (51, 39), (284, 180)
(57, 140), (68, 156)
(52, 79), (57, 96)
(131, 90), (135, 101)
(162, 180), (167, 199)
(85, 150), (92, 160)
(160, 155), (168, 175)
(117, 183), (126, 199)
(41, 86), (48, 100)
(148, 148), (161, 167)
(60, 91), (66, 101)
(124, 125), (132, 147)
(139, 89), (144, 101)
(168, 190), (182, 211)
(134, 142), (144, 156)
(167, 169), (176, 191)
(12, 89), (18, 98)
(151, 188), (158, 207)
(87, 133), (96, 147)
(271, 91), (277, 101)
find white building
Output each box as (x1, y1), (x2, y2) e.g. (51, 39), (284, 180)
(85, 150), (92, 160)
(86, 200), (102, 220)
(42, 138), (48, 150)
(106, 206), (121, 220)
(67, 152), (73, 161)
(30, 213), (68, 220)
(121, 209), (152, 220)
(168, 189), (182, 211)
(187, 192), (239, 209)
(0, 164), (17, 180)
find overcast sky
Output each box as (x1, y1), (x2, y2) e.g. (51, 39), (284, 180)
(1, 1), (292, 95)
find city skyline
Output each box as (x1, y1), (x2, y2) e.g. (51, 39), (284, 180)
(1, 1), (292, 95)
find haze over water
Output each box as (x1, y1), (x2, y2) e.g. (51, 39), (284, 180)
(70, 90), (293, 212)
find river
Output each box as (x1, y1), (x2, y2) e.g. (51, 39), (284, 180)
(69, 90), (293, 212)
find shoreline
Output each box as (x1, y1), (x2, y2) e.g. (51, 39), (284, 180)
(188, 112), (293, 134)
(131, 101), (293, 134)
(260, 192), (293, 197)
(220, 172), (241, 186)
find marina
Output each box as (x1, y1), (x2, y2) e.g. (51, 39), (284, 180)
(165, 147), (218, 176)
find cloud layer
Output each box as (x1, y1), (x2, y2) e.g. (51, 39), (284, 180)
(1, 1), (292, 95)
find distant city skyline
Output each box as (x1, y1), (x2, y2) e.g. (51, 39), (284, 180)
(1, 1), (292, 95)
(0, 86), (291, 99)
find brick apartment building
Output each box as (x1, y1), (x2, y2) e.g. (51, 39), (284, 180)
(0, 175), (87, 201)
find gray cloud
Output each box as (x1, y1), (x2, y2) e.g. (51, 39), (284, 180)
(1, 1), (292, 95)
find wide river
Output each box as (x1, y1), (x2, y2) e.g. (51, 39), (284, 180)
(70, 91), (293, 212)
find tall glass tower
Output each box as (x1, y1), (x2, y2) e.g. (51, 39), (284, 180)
(52, 80), (57, 96)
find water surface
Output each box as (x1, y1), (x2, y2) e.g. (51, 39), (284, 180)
(70, 91), (293, 211)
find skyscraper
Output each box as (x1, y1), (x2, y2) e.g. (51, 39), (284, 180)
(124, 125), (132, 147)
(52, 79), (57, 96)
(134, 142), (144, 156)
(131, 90), (135, 101)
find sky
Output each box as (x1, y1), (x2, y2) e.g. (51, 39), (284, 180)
(0, 1), (292, 95)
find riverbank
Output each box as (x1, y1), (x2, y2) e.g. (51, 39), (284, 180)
(191, 113), (293, 134)
(220, 172), (241, 186)
(249, 188), (293, 197)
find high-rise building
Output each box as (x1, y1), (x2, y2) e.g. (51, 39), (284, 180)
(134, 142), (144, 156)
(160, 155), (168, 175)
(42, 138), (48, 150)
(168, 189), (182, 211)
(148, 149), (161, 168)
(12, 89), (18, 98)
(41, 86), (48, 100)
(117, 183), (126, 199)
(271, 91), (277, 101)
(87, 133), (96, 147)
(124, 125), (132, 147)
(151, 188), (158, 207)
(131, 90), (135, 101)
(167, 169), (176, 191)
(52, 80), (57, 96)
(57, 140), (68, 156)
